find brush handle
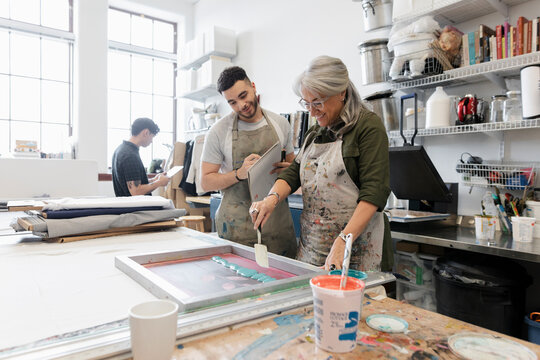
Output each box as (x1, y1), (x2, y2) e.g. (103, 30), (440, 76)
(340, 233), (354, 289)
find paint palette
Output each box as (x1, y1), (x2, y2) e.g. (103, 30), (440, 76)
(115, 243), (325, 313)
(448, 332), (537, 360)
(366, 314), (409, 333)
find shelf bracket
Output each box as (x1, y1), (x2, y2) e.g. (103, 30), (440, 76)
(498, 131), (506, 161)
(482, 131), (505, 161)
(483, 72), (507, 90)
(485, 0), (508, 19)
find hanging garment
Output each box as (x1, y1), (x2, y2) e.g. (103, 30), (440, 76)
(179, 140), (197, 196)
(186, 134), (206, 195)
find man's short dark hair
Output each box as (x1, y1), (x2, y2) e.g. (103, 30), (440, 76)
(217, 66), (251, 93)
(131, 118), (160, 136)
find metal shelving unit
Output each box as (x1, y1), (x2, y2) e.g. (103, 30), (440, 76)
(393, 0), (530, 25)
(391, 52), (540, 91)
(387, 118), (540, 140)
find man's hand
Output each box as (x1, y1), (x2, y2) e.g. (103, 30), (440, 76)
(237, 153), (261, 180)
(154, 173), (170, 187)
(270, 161), (291, 175)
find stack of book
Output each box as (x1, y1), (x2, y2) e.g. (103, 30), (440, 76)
(462, 17), (540, 66)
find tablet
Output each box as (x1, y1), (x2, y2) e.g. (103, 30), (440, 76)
(166, 165), (184, 178)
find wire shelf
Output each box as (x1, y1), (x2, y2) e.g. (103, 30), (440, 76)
(179, 84), (219, 102)
(456, 162), (537, 190)
(445, 51), (540, 78)
(393, 0), (529, 25)
(387, 118), (540, 139)
(391, 52), (540, 91)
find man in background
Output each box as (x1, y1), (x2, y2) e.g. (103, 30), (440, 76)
(200, 66), (297, 258)
(112, 117), (170, 197)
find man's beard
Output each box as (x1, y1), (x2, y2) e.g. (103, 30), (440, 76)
(238, 96), (259, 120)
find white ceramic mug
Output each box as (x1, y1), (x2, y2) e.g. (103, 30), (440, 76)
(129, 299), (179, 360)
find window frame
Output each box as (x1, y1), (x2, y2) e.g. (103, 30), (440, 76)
(107, 7), (178, 169)
(0, 0), (74, 155)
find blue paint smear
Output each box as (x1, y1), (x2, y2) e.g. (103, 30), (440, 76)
(177, 344), (184, 349)
(232, 314), (312, 360)
(222, 222), (228, 234)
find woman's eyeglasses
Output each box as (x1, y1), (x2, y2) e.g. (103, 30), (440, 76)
(298, 96), (330, 111)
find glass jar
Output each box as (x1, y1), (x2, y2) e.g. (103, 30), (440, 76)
(503, 90), (522, 122)
(490, 95), (506, 122)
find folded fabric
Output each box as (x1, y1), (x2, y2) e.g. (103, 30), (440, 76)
(42, 196), (174, 211)
(44, 208), (186, 238)
(43, 206), (163, 219)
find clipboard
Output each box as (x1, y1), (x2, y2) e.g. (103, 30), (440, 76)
(166, 165), (184, 178)
(247, 142), (280, 203)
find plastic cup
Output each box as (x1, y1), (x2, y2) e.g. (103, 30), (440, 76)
(310, 275), (365, 353)
(474, 216), (496, 240)
(129, 299), (179, 360)
(511, 216), (536, 243)
(525, 200), (540, 238)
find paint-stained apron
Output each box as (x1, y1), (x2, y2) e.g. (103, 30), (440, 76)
(215, 111), (297, 258)
(297, 136), (384, 271)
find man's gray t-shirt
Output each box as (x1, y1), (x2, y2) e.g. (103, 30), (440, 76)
(201, 109), (294, 173)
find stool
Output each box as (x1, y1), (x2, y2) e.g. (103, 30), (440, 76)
(179, 215), (206, 232)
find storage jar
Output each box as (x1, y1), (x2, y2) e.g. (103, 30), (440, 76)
(358, 38), (391, 85)
(503, 90), (522, 122)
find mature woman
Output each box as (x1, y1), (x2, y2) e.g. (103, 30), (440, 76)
(250, 55), (391, 272)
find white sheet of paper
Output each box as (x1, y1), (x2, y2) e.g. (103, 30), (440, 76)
(166, 165), (184, 178)
(247, 142), (280, 203)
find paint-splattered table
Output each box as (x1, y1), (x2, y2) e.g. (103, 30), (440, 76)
(173, 297), (540, 359)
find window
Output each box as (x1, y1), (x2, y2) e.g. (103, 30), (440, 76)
(107, 8), (177, 169)
(0, 0), (73, 156)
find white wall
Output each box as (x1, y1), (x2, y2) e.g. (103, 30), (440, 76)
(74, 0), (109, 173)
(191, 0), (540, 216)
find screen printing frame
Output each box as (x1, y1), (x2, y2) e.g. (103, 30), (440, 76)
(115, 243), (326, 313)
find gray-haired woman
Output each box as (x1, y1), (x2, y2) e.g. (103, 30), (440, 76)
(250, 55), (391, 272)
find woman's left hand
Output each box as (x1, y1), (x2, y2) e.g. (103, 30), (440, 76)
(324, 237), (347, 271)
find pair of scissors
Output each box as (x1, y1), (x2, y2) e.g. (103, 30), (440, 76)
(530, 312), (540, 322)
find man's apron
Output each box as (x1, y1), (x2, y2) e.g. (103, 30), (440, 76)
(215, 111), (297, 258)
(297, 136), (384, 271)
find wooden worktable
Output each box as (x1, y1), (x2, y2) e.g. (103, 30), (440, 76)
(175, 297), (540, 359)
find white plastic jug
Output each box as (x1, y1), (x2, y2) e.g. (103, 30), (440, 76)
(426, 86), (451, 128)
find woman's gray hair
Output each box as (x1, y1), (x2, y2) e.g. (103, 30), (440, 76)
(293, 55), (369, 137)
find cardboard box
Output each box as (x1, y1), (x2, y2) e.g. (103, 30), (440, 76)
(395, 241), (420, 253)
(420, 244), (445, 256)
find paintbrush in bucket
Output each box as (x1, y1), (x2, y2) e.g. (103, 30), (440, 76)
(340, 233), (354, 289)
(255, 224), (269, 268)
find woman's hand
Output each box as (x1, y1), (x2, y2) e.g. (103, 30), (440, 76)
(249, 195), (279, 229)
(324, 237), (347, 271)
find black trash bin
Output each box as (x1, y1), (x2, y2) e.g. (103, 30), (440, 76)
(434, 253), (531, 337)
